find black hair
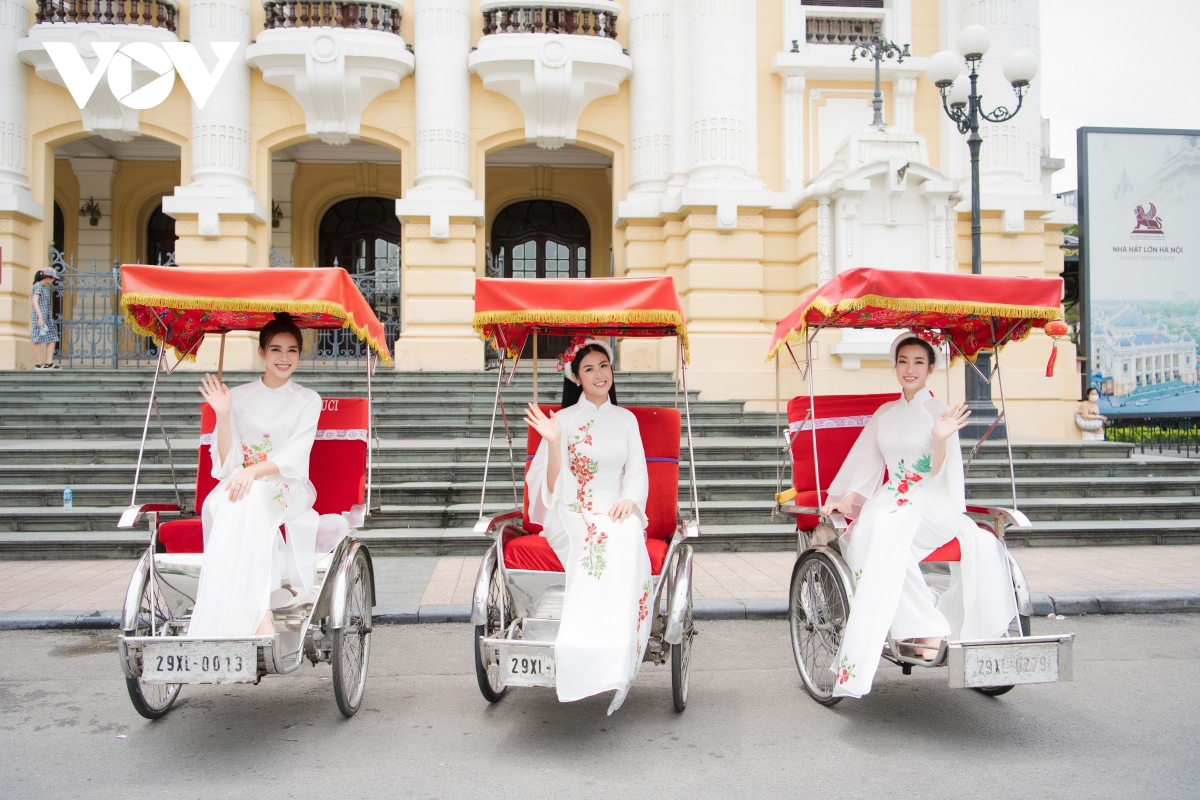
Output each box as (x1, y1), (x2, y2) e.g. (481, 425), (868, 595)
(259, 312), (303, 351)
(561, 343), (619, 407)
(1085, 386), (1100, 399)
(894, 337), (937, 368)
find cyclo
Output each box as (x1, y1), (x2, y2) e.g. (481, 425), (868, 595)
(769, 267), (1075, 704)
(114, 266), (386, 719)
(469, 276), (699, 711)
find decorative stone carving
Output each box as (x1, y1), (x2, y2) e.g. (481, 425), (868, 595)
(17, 13), (180, 142)
(469, 2), (631, 149)
(245, 2), (414, 146)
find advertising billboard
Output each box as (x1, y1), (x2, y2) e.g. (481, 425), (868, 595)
(1078, 127), (1200, 415)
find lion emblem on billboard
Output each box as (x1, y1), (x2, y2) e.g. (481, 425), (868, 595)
(1132, 203), (1164, 235)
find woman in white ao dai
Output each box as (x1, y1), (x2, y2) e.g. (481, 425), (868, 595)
(821, 334), (1018, 698)
(188, 317), (323, 639)
(525, 341), (652, 714)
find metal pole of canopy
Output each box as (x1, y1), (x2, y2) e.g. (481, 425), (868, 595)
(679, 338), (700, 524)
(532, 331), (538, 406)
(216, 330), (227, 383)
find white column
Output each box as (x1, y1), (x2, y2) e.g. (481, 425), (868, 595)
(960, 0), (1043, 195)
(0, 0), (40, 217)
(69, 158), (116, 265)
(396, 0), (482, 239)
(163, 0), (266, 235)
(628, 0), (673, 195)
(893, 73), (917, 134)
(816, 193), (832, 284)
(686, 0), (751, 184)
(779, 71), (805, 193)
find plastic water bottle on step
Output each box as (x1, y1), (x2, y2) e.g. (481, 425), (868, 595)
(63, 485), (73, 512)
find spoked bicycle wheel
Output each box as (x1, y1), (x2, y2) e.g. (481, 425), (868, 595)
(332, 546), (373, 717)
(474, 557), (510, 703)
(124, 563), (181, 720)
(670, 598), (694, 713)
(789, 550), (851, 706)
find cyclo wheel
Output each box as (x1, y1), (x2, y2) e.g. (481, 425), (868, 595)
(789, 549), (850, 706)
(124, 562), (181, 720)
(332, 547), (373, 717)
(670, 594), (693, 713)
(474, 557), (509, 703)
(973, 590), (1031, 698)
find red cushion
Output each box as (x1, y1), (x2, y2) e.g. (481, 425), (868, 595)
(158, 518), (204, 553)
(922, 538), (961, 562)
(504, 533), (669, 576)
(522, 406), (680, 541)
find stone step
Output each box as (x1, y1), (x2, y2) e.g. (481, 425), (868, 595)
(6, 457), (1198, 488)
(5, 517), (1200, 560)
(8, 473), (1200, 509)
(4, 493), (1198, 533)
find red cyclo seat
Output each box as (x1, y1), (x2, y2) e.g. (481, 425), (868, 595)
(923, 538), (961, 562)
(157, 398), (368, 553)
(503, 405), (680, 575)
(505, 532), (671, 576)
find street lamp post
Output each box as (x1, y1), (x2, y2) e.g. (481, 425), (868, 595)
(927, 26), (1039, 438)
(850, 33), (910, 130)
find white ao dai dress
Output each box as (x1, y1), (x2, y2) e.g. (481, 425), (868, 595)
(826, 387), (1018, 698)
(187, 378), (322, 638)
(526, 398), (652, 715)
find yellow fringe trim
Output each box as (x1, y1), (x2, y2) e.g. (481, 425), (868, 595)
(120, 293), (393, 366)
(766, 293), (1063, 362)
(473, 309), (690, 362)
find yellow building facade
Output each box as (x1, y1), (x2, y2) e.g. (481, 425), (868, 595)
(0, 0), (1081, 438)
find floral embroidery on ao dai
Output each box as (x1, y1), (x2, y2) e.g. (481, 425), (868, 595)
(526, 398), (652, 714)
(826, 387), (1018, 698)
(187, 379), (323, 638)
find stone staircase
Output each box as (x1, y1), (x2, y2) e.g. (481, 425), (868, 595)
(2, 369), (1198, 558)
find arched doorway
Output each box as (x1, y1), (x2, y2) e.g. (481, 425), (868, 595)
(491, 200), (590, 360)
(318, 196), (401, 273)
(316, 196), (402, 362)
(145, 203), (177, 265)
(491, 199), (589, 279)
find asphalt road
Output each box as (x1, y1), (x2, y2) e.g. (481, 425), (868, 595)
(2, 615), (1198, 799)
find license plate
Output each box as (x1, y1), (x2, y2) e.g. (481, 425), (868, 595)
(141, 640), (257, 684)
(961, 641), (1059, 687)
(497, 646), (555, 687)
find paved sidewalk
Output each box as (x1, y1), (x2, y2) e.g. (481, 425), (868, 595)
(3, 545), (1199, 614)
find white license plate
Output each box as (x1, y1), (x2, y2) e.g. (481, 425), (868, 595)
(141, 640), (257, 684)
(962, 641), (1059, 687)
(497, 646), (555, 686)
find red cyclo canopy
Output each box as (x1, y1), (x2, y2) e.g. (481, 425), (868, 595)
(473, 276), (688, 359)
(119, 265), (392, 365)
(768, 268), (1063, 362)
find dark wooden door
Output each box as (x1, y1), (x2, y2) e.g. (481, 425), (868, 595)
(491, 200), (590, 359)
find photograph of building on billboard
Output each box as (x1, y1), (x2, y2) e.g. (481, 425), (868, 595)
(1079, 128), (1200, 415)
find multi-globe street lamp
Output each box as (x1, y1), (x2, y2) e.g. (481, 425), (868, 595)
(927, 25), (1040, 437)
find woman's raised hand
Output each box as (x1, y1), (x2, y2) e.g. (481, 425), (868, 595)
(525, 403), (561, 445)
(932, 403), (971, 443)
(199, 374), (232, 417)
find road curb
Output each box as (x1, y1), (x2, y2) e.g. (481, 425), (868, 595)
(5, 590), (1199, 631)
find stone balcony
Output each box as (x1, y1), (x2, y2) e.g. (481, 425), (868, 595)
(245, 0), (414, 145)
(17, 0), (180, 141)
(469, 0), (630, 149)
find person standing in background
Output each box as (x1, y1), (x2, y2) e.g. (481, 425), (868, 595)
(1076, 387), (1107, 441)
(30, 268), (60, 370)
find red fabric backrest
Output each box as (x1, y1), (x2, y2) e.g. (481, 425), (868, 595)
(196, 398), (367, 515)
(788, 393), (895, 497)
(522, 405), (680, 541)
